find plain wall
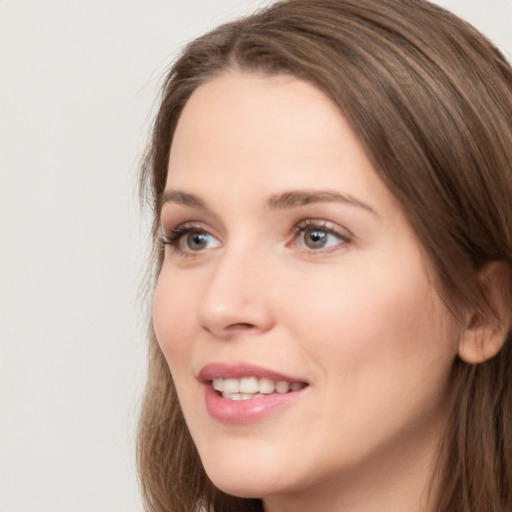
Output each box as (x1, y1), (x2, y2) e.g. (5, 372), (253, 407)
(1, 1), (511, 511)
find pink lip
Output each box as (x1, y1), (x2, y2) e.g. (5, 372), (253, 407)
(199, 362), (309, 424)
(199, 362), (305, 382)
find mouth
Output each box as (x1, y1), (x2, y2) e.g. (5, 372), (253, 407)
(199, 363), (309, 421)
(211, 376), (308, 400)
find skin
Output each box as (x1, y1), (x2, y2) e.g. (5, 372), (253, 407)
(153, 71), (465, 512)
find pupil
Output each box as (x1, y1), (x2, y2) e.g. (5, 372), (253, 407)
(306, 229), (327, 248)
(188, 232), (208, 250)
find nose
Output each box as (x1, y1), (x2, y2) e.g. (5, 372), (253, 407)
(197, 248), (276, 339)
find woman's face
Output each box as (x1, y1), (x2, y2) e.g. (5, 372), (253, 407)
(153, 72), (462, 509)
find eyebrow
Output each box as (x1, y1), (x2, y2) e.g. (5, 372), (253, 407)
(267, 190), (378, 215)
(159, 190), (208, 212)
(159, 189), (377, 216)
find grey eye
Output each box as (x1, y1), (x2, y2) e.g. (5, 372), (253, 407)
(303, 229), (329, 249)
(185, 232), (214, 251)
(290, 220), (349, 252)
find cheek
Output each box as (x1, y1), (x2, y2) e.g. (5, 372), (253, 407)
(153, 268), (209, 430)
(153, 268), (197, 370)
(279, 261), (459, 462)
(283, 258), (458, 380)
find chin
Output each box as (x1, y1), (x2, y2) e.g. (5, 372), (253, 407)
(199, 445), (300, 499)
(204, 464), (275, 498)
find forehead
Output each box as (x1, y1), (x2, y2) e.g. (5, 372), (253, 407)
(169, 72), (344, 168)
(167, 72), (391, 204)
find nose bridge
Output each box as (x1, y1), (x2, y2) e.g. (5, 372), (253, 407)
(197, 241), (275, 337)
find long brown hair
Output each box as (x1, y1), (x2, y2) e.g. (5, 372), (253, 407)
(137, 1), (512, 510)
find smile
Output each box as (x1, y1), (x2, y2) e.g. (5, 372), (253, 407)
(212, 377), (307, 400)
(199, 363), (309, 423)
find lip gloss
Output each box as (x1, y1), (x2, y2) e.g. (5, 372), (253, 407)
(199, 363), (308, 424)
(204, 384), (305, 423)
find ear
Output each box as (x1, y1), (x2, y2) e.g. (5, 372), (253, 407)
(458, 261), (511, 364)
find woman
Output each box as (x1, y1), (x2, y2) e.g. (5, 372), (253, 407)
(137, 0), (512, 510)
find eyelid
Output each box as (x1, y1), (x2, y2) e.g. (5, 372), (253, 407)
(160, 221), (222, 255)
(289, 219), (352, 250)
(161, 220), (207, 235)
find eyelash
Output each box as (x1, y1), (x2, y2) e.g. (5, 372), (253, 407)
(160, 222), (208, 249)
(160, 220), (351, 256)
(291, 219), (352, 249)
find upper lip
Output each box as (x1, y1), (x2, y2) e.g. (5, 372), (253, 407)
(198, 362), (308, 383)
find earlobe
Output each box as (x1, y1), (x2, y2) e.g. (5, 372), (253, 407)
(458, 261), (511, 365)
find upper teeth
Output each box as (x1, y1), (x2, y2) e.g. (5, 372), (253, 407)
(212, 377), (305, 395)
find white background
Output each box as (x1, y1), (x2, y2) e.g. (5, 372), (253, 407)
(1, 1), (511, 511)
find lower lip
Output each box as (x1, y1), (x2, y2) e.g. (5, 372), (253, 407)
(204, 385), (305, 424)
